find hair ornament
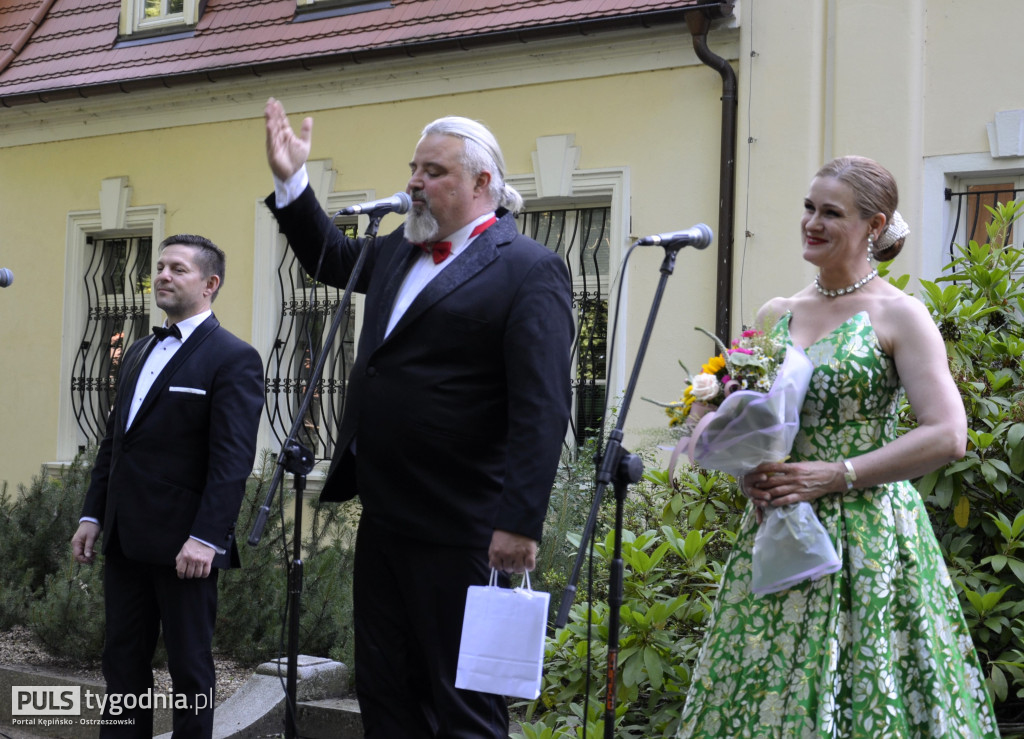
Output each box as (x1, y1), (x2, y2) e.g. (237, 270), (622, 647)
(876, 210), (910, 252)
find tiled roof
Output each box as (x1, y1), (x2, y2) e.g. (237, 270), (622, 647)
(0, 0), (721, 104)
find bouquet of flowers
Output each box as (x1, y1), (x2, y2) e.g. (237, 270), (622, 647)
(661, 327), (841, 596)
(662, 327), (784, 431)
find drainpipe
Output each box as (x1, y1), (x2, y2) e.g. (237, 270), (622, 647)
(686, 4), (737, 342)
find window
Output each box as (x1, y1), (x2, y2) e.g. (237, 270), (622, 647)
(518, 207), (611, 446)
(945, 180), (1023, 258)
(294, 0), (392, 21)
(263, 221), (359, 465)
(146, 0), (184, 17)
(70, 237), (152, 445)
(119, 0), (201, 38)
(57, 179), (164, 461)
(922, 117), (1024, 279)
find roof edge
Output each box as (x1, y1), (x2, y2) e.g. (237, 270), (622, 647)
(0, 4), (733, 108)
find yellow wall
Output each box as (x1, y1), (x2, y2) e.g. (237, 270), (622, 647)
(923, 0), (1024, 156)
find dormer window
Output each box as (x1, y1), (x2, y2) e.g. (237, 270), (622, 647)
(119, 0), (202, 39)
(295, 0), (392, 21)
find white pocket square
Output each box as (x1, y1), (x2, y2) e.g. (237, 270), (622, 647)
(169, 386), (206, 396)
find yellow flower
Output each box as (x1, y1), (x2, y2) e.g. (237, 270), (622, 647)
(664, 387), (697, 427)
(702, 354), (726, 375)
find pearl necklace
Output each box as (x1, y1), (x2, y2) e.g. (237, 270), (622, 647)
(814, 268), (878, 298)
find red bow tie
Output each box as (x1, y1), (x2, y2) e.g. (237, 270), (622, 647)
(415, 215), (497, 264)
(419, 240), (453, 264)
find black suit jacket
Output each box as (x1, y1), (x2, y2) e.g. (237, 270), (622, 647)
(267, 187), (574, 547)
(82, 315), (265, 569)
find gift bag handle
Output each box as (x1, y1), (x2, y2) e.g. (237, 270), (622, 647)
(488, 568), (532, 591)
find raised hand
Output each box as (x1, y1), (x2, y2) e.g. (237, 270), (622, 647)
(264, 96), (313, 181)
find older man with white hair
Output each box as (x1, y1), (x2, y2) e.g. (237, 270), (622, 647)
(264, 99), (574, 738)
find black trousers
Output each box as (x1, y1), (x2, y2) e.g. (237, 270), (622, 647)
(353, 516), (510, 738)
(100, 537), (219, 739)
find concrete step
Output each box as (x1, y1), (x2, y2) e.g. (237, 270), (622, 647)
(295, 697), (362, 739)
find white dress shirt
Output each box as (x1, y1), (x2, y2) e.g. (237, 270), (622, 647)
(127, 310), (212, 428)
(385, 213), (496, 336)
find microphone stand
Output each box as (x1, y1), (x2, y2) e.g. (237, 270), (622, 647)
(554, 240), (689, 739)
(247, 210), (386, 739)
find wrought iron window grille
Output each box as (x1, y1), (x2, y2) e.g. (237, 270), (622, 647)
(71, 236), (152, 446)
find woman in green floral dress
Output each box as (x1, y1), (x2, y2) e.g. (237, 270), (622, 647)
(676, 156), (999, 738)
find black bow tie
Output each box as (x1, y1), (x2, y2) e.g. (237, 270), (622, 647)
(152, 324), (182, 341)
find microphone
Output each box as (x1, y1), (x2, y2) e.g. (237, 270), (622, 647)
(0, 268), (12, 288)
(336, 192), (412, 216)
(637, 223), (713, 249)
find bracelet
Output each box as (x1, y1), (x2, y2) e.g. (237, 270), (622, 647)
(843, 459), (857, 491)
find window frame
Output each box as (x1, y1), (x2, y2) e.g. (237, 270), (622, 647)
(58, 203), (165, 461)
(294, 0), (392, 21)
(70, 236), (154, 447)
(923, 153), (1024, 280)
(119, 0), (201, 38)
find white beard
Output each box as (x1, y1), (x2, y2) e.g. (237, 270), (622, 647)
(404, 206), (440, 244)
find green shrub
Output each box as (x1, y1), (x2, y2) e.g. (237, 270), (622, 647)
(0, 451), (106, 645)
(213, 450), (290, 664)
(29, 560), (105, 662)
(297, 496), (358, 667)
(214, 450), (359, 668)
(902, 199), (1024, 711)
(215, 449), (360, 669)
(513, 462), (742, 738)
(532, 439), (611, 618)
(0, 452), (95, 601)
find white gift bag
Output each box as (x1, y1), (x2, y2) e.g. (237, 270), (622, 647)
(455, 569), (550, 700)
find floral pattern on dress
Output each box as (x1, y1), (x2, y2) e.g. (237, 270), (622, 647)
(675, 311), (998, 739)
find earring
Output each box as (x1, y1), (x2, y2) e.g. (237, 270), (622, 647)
(867, 233), (875, 262)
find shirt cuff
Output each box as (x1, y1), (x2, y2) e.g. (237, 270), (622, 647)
(274, 166), (309, 209)
(80, 516), (100, 525)
(191, 536), (227, 552)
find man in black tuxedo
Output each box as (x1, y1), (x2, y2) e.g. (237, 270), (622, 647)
(264, 98), (574, 737)
(71, 234), (264, 739)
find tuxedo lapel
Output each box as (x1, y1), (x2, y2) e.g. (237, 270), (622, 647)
(385, 231), (501, 341)
(128, 316), (220, 430)
(371, 242), (421, 346)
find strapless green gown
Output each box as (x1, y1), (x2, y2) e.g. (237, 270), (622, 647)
(675, 312), (998, 738)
